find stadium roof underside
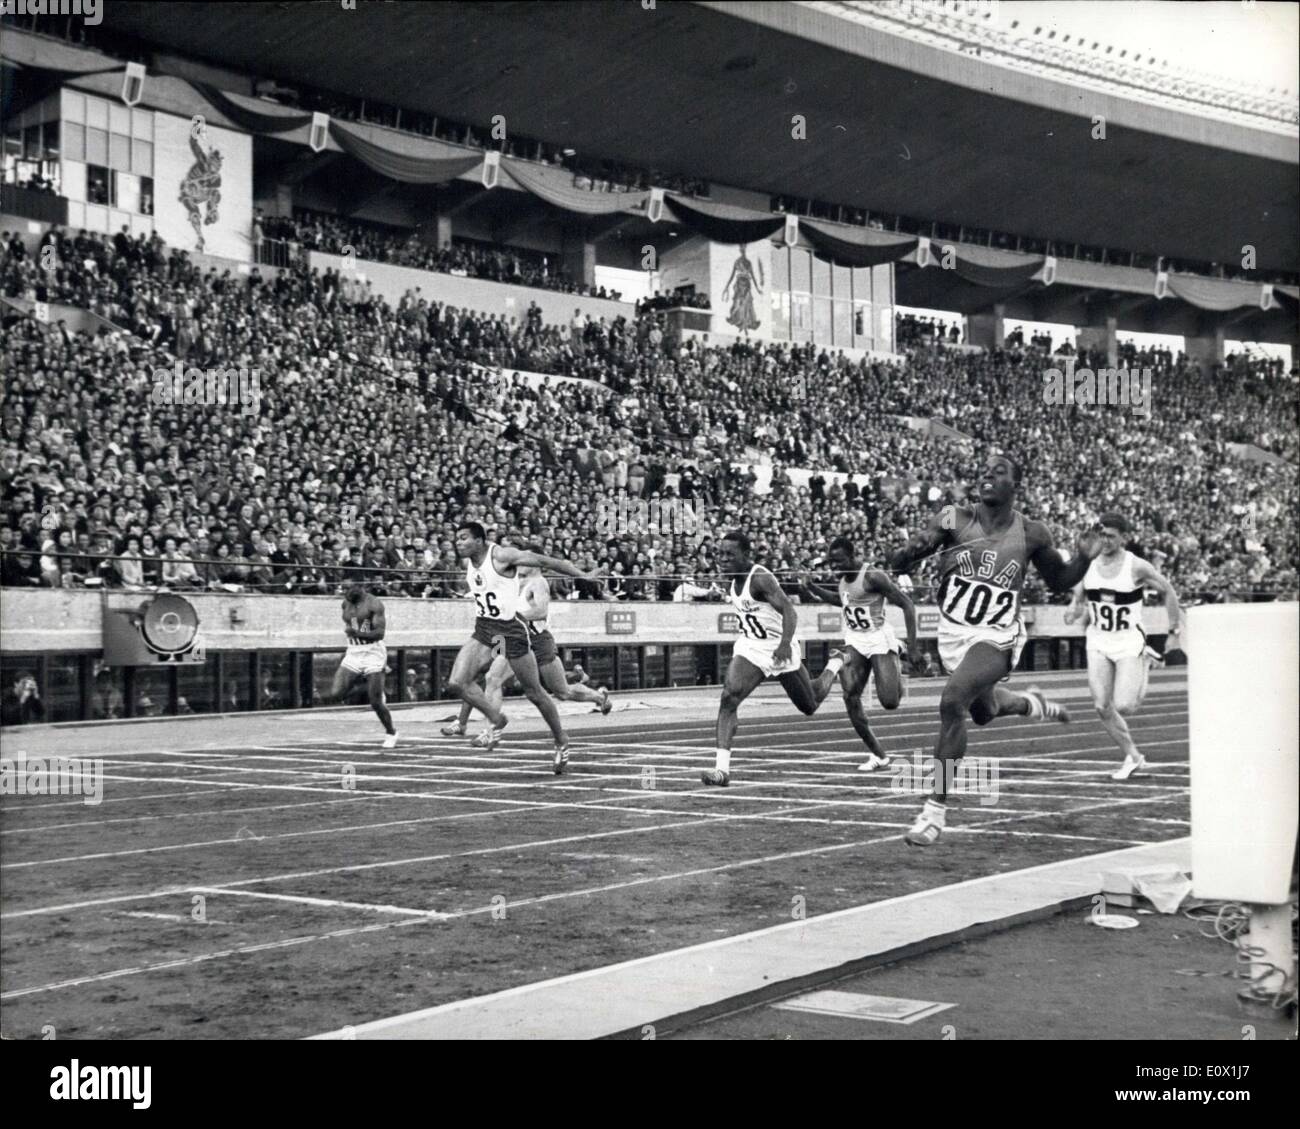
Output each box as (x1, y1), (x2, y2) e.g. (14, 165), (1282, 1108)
(98, 0), (1299, 278)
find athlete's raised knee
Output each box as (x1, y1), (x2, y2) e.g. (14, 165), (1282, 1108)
(940, 684), (974, 720)
(968, 699), (996, 726)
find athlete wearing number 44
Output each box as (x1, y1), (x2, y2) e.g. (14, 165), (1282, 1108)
(889, 454), (1104, 846)
(1063, 513), (1182, 782)
(448, 523), (597, 774)
(324, 582), (398, 750)
(702, 531), (843, 786)
(800, 537), (922, 772)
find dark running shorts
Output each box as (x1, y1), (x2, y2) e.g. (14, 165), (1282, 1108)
(472, 615), (532, 660)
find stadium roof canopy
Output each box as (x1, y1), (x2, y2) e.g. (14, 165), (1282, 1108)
(103, 0), (1299, 273)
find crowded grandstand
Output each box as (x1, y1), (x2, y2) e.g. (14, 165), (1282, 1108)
(2, 216), (1295, 610)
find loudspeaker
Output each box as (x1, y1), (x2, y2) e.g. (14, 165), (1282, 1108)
(103, 593), (206, 666)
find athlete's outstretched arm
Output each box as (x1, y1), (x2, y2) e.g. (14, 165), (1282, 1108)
(499, 545), (593, 581)
(798, 572), (841, 605)
(751, 569), (798, 657)
(1133, 559), (1182, 634)
(868, 569), (920, 659)
(1028, 522), (1103, 592)
(1063, 581), (1089, 625)
(889, 506), (957, 575)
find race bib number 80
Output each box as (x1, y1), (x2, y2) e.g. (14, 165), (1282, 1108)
(939, 576), (1018, 628)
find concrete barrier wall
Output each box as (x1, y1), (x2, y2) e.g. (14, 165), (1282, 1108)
(0, 589), (1174, 654)
(307, 252), (633, 326)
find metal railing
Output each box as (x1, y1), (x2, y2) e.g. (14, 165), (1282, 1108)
(2, 549), (1293, 606)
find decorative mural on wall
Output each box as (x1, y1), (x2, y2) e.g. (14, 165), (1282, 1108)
(153, 111), (249, 260)
(179, 131), (223, 252)
(722, 244), (764, 335)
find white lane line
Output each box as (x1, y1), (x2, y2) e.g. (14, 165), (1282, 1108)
(0, 799), (883, 919)
(0, 794), (408, 836)
(115, 911), (193, 923)
(0, 916), (434, 1000)
(0, 746), (1189, 846)
(2, 797), (1188, 1000)
(0, 787), (236, 812)
(2, 771), (1187, 923)
(188, 887), (449, 919)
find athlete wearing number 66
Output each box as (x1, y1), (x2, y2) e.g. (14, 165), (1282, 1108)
(1063, 513), (1182, 782)
(889, 453), (1104, 846)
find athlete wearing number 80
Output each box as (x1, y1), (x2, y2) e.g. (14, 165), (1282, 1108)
(701, 531), (845, 787)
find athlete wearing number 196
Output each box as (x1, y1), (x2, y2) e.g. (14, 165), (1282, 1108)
(701, 530), (844, 787)
(889, 454), (1104, 845)
(1063, 513), (1182, 782)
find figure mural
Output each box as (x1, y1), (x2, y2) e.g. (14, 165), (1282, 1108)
(722, 243), (764, 334)
(179, 132), (223, 252)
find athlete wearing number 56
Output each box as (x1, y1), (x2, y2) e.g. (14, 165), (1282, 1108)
(451, 522), (598, 773)
(1064, 513), (1182, 782)
(702, 531), (844, 786)
(889, 454), (1104, 845)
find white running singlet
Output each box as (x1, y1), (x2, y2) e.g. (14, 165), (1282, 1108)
(466, 543), (521, 621)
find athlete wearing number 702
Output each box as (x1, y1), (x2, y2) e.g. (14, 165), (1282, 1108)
(889, 454), (1104, 846)
(701, 530), (844, 787)
(1063, 513), (1182, 782)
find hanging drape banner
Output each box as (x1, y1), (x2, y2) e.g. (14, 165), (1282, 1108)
(310, 112), (329, 153)
(122, 62), (145, 107)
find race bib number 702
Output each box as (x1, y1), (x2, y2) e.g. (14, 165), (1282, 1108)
(939, 575), (1018, 628)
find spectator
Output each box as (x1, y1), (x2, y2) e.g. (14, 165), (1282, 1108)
(1, 670), (46, 726)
